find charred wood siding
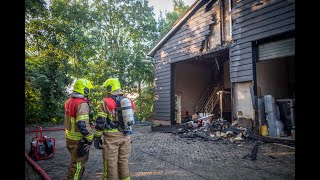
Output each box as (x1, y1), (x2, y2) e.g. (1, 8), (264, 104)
(154, 0), (216, 62)
(229, 0), (295, 82)
(153, 0), (232, 121)
(153, 0), (214, 121)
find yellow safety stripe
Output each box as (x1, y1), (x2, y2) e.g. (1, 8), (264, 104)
(104, 129), (119, 133)
(71, 117), (75, 132)
(65, 129), (83, 140)
(104, 160), (108, 180)
(98, 112), (107, 117)
(85, 133), (94, 141)
(94, 130), (103, 137)
(122, 177), (131, 180)
(108, 115), (114, 121)
(76, 115), (89, 122)
(74, 162), (81, 180)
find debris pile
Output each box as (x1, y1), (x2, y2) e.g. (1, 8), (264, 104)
(152, 113), (256, 143)
(151, 113), (295, 147)
(176, 117), (253, 143)
(151, 113), (295, 161)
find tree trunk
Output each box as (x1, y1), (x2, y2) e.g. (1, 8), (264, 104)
(138, 81), (142, 113)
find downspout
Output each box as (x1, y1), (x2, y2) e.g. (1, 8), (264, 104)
(229, 0), (232, 37)
(252, 41), (260, 135)
(219, 0), (224, 46)
(231, 81), (234, 122)
(229, 0), (233, 122)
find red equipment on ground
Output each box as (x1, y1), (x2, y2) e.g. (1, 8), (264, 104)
(28, 126), (56, 161)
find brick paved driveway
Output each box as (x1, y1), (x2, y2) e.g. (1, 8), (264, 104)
(25, 122), (295, 179)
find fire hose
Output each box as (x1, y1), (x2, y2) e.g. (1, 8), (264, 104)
(25, 127), (65, 133)
(25, 150), (52, 180)
(25, 125), (95, 133)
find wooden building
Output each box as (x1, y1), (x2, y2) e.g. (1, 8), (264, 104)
(230, 0), (295, 135)
(148, 0), (233, 125)
(148, 0), (295, 136)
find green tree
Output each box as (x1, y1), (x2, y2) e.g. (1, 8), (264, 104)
(25, 0), (175, 124)
(25, 0), (48, 18)
(25, 0), (94, 123)
(157, 0), (190, 38)
(87, 0), (158, 120)
(125, 0), (157, 118)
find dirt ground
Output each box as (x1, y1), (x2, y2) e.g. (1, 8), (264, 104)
(25, 122), (295, 180)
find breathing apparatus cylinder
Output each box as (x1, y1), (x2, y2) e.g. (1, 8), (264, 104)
(120, 97), (134, 131)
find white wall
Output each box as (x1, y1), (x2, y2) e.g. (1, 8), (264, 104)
(233, 81), (254, 119)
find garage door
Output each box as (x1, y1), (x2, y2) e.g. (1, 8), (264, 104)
(258, 38), (295, 61)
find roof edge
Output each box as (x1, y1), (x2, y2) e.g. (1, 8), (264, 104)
(147, 0), (205, 57)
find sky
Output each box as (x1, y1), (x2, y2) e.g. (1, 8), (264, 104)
(43, 0), (196, 20)
(148, 0), (197, 20)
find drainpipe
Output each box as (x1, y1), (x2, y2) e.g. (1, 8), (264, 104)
(231, 82), (234, 122)
(25, 151), (52, 180)
(228, 0), (233, 122)
(219, 0), (224, 46)
(252, 41), (260, 135)
(229, 0), (232, 37)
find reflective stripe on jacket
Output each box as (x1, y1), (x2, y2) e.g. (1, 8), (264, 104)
(64, 97), (93, 141)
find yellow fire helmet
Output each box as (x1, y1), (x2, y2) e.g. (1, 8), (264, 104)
(73, 78), (93, 96)
(102, 78), (121, 94)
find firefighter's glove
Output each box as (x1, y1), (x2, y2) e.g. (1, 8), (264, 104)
(78, 139), (88, 157)
(84, 144), (90, 152)
(94, 137), (103, 150)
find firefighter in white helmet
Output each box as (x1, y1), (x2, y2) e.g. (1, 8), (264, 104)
(93, 78), (135, 180)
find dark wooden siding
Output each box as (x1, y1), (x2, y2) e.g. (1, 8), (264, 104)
(153, 0), (214, 121)
(154, 0), (216, 62)
(229, 0), (295, 82)
(153, 62), (171, 121)
(154, 0), (230, 120)
(153, 0), (233, 121)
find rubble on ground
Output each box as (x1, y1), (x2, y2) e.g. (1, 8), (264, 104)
(152, 115), (254, 143)
(151, 115), (295, 147)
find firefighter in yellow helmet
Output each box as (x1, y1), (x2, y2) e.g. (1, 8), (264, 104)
(64, 78), (94, 180)
(94, 78), (135, 180)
